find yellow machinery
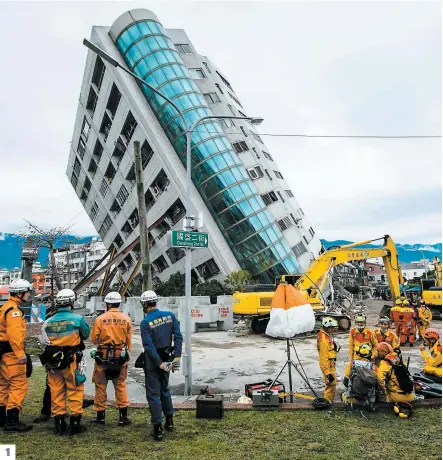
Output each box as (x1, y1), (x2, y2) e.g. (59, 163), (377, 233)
(421, 256), (442, 318)
(233, 235), (405, 333)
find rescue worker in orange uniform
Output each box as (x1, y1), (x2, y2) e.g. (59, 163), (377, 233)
(419, 328), (442, 377)
(0, 279), (33, 432)
(317, 317), (340, 403)
(389, 298), (403, 337)
(399, 300), (416, 347)
(43, 289), (90, 435)
(374, 317), (400, 352)
(376, 342), (414, 418)
(417, 300), (432, 341)
(90, 291), (132, 426)
(344, 314), (378, 386)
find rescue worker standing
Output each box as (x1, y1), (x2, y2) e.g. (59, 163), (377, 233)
(317, 317), (339, 403)
(344, 314), (378, 386)
(43, 289), (90, 435)
(399, 300), (416, 347)
(140, 290), (183, 441)
(376, 342), (414, 418)
(90, 291), (132, 426)
(417, 300), (432, 341)
(419, 328), (442, 377)
(0, 279), (33, 432)
(390, 298), (403, 337)
(374, 317), (400, 352)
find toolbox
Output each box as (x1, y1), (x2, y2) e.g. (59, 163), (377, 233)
(196, 394), (224, 419)
(252, 389), (280, 407)
(245, 379), (286, 403)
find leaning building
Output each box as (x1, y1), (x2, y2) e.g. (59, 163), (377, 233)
(67, 8), (321, 284)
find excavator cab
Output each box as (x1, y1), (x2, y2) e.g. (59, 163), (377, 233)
(275, 274), (303, 287)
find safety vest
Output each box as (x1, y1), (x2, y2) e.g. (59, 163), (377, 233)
(375, 329), (397, 347)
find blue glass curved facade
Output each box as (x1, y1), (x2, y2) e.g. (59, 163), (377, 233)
(114, 19), (300, 283)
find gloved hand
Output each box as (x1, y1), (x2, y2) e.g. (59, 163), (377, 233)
(172, 357), (181, 372)
(326, 374), (335, 384)
(160, 362), (172, 372)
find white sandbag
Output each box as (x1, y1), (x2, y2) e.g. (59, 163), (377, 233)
(266, 303), (315, 338)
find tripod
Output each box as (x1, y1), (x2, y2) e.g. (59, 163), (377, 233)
(269, 339), (320, 403)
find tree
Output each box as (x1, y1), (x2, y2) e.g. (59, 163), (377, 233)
(154, 272), (186, 297)
(224, 270), (253, 294)
(193, 279), (226, 303)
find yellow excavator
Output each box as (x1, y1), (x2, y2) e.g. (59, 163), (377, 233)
(233, 235), (405, 333)
(421, 256), (442, 318)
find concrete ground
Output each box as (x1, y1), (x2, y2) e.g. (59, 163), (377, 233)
(83, 300), (439, 403)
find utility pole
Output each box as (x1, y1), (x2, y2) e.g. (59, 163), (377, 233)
(133, 140), (152, 291)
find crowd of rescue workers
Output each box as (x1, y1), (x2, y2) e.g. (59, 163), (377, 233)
(0, 279), (441, 439)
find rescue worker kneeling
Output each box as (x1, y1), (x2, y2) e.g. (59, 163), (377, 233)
(419, 328), (442, 378)
(0, 279), (33, 432)
(90, 291), (132, 426)
(417, 300), (432, 341)
(344, 314), (378, 386)
(41, 289), (90, 435)
(376, 342), (415, 418)
(140, 290), (183, 441)
(317, 317), (339, 403)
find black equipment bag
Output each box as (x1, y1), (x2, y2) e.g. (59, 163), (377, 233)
(385, 358), (414, 393)
(40, 346), (74, 371)
(157, 346), (176, 363)
(134, 352), (145, 369)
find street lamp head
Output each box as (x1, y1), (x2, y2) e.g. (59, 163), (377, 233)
(83, 39), (119, 68)
(250, 117), (264, 125)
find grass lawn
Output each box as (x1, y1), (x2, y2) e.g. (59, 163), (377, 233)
(1, 367), (441, 460)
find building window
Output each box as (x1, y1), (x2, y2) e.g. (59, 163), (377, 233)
(175, 43), (193, 54)
(303, 235), (309, 245)
(145, 189), (156, 209)
(88, 158), (98, 177)
(227, 104), (236, 116)
(252, 147), (260, 159)
(223, 118), (235, 128)
(247, 166), (264, 180)
(126, 164), (136, 184)
(153, 255), (169, 273)
(216, 71), (233, 90)
(277, 216), (293, 232)
(120, 111), (137, 146)
(77, 138), (86, 160)
(91, 57), (105, 91)
(229, 92), (244, 108)
(98, 215), (112, 239)
(292, 241), (307, 257)
(128, 208), (139, 228)
(121, 220), (133, 238)
(238, 110), (247, 118)
(290, 213), (301, 225)
(100, 112), (112, 141)
(299, 208), (305, 216)
(196, 258), (220, 280)
(261, 191), (279, 205)
(99, 178), (109, 197)
(73, 157), (81, 177)
(203, 62), (211, 74)
(106, 83), (121, 119)
(274, 170), (284, 179)
(240, 126), (248, 137)
(92, 140), (103, 162)
(141, 140), (154, 169)
(215, 83), (224, 94)
(265, 169), (273, 181)
(113, 234), (123, 249)
(166, 247), (185, 264)
(285, 189), (294, 198)
(90, 202), (99, 221)
(309, 227), (315, 237)
(232, 141), (249, 153)
(81, 117), (91, 141)
(86, 87), (98, 114)
(116, 184), (129, 207)
(263, 151), (273, 161)
(71, 173), (78, 188)
(190, 68), (206, 79)
(203, 92), (221, 104)
(104, 161), (116, 183)
(83, 176), (92, 193)
(110, 199), (121, 217)
(277, 191), (285, 203)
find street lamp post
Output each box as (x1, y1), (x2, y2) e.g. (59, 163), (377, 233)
(83, 39), (263, 395)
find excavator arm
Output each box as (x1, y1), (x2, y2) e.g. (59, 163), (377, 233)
(294, 235), (404, 303)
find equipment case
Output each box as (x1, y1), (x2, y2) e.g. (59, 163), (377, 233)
(245, 379), (286, 403)
(196, 394), (224, 419)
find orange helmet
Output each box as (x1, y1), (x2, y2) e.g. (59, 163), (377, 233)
(377, 342), (393, 354)
(424, 328), (440, 341)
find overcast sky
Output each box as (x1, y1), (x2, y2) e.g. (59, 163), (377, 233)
(0, 1), (441, 244)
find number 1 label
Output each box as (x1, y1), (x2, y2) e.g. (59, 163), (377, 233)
(0, 445), (15, 459)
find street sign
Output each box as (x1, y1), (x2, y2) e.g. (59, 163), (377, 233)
(170, 230), (209, 249)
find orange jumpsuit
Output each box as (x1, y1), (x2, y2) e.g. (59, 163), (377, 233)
(90, 307), (132, 411)
(44, 307), (90, 416)
(344, 327), (378, 378)
(374, 329), (400, 351)
(417, 306), (432, 340)
(398, 307), (416, 345)
(377, 353), (415, 403)
(0, 297), (28, 411)
(390, 306), (403, 337)
(317, 330), (337, 402)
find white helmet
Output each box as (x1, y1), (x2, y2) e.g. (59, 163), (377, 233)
(104, 291), (122, 304)
(322, 316), (338, 328)
(55, 289), (76, 307)
(140, 290), (158, 305)
(9, 279), (33, 294)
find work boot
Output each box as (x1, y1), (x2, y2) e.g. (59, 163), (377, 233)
(54, 415), (67, 436)
(410, 343), (414, 348)
(68, 415), (87, 435)
(118, 407), (131, 426)
(164, 414), (174, 432)
(4, 408), (33, 432)
(0, 406), (6, 428)
(91, 410), (105, 425)
(152, 423), (163, 441)
(33, 413), (51, 423)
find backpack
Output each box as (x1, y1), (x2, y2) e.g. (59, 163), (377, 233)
(385, 358), (414, 393)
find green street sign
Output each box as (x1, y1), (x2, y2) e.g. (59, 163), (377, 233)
(170, 230), (209, 249)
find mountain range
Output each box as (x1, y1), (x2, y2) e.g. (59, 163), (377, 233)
(0, 232), (440, 271)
